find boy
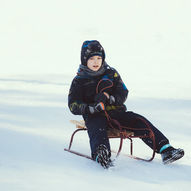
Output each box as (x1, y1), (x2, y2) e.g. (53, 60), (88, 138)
(68, 40), (184, 169)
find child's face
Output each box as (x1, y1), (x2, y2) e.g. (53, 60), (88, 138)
(87, 55), (102, 71)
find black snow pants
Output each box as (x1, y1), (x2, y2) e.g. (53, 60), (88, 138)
(84, 111), (169, 158)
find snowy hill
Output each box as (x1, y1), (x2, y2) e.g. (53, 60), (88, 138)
(1, 0), (191, 190)
(0, 74), (191, 191)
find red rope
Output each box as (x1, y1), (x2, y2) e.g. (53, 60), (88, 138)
(96, 78), (156, 151)
(96, 78), (114, 94)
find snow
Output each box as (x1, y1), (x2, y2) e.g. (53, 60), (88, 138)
(0, 74), (191, 191)
(0, 0), (191, 190)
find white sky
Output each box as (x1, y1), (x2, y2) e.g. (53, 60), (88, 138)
(0, 0), (191, 98)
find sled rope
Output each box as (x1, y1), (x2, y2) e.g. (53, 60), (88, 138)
(96, 79), (156, 151)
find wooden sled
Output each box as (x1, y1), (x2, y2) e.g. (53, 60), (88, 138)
(64, 120), (156, 162)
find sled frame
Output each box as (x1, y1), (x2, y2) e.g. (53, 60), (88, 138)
(64, 120), (156, 162)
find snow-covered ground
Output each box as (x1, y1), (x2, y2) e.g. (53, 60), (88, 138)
(0, 74), (190, 191)
(0, 0), (191, 190)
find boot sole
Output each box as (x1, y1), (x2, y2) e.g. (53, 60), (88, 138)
(163, 149), (184, 165)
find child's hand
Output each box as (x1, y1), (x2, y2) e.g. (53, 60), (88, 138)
(108, 95), (115, 105)
(88, 102), (105, 114)
(103, 92), (115, 105)
(94, 92), (115, 105)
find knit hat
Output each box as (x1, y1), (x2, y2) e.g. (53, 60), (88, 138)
(81, 40), (105, 65)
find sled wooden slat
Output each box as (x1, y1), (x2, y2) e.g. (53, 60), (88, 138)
(70, 120), (85, 129)
(70, 120), (134, 138)
(65, 120), (155, 162)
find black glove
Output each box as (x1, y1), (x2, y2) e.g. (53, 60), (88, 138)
(88, 102), (105, 114)
(109, 95), (115, 105)
(94, 93), (108, 104)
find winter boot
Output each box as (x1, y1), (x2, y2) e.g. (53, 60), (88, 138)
(161, 146), (184, 165)
(94, 144), (113, 169)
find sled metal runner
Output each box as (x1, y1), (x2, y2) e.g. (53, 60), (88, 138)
(64, 120), (156, 162)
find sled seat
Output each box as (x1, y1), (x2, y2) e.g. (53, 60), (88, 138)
(70, 120), (134, 138)
(64, 120), (155, 161)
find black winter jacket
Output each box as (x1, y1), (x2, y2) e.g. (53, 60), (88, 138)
(68, 64), (128, 117)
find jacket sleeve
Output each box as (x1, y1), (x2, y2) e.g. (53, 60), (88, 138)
(68, 77), (89, 115)
(112, 70), (128, 105)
